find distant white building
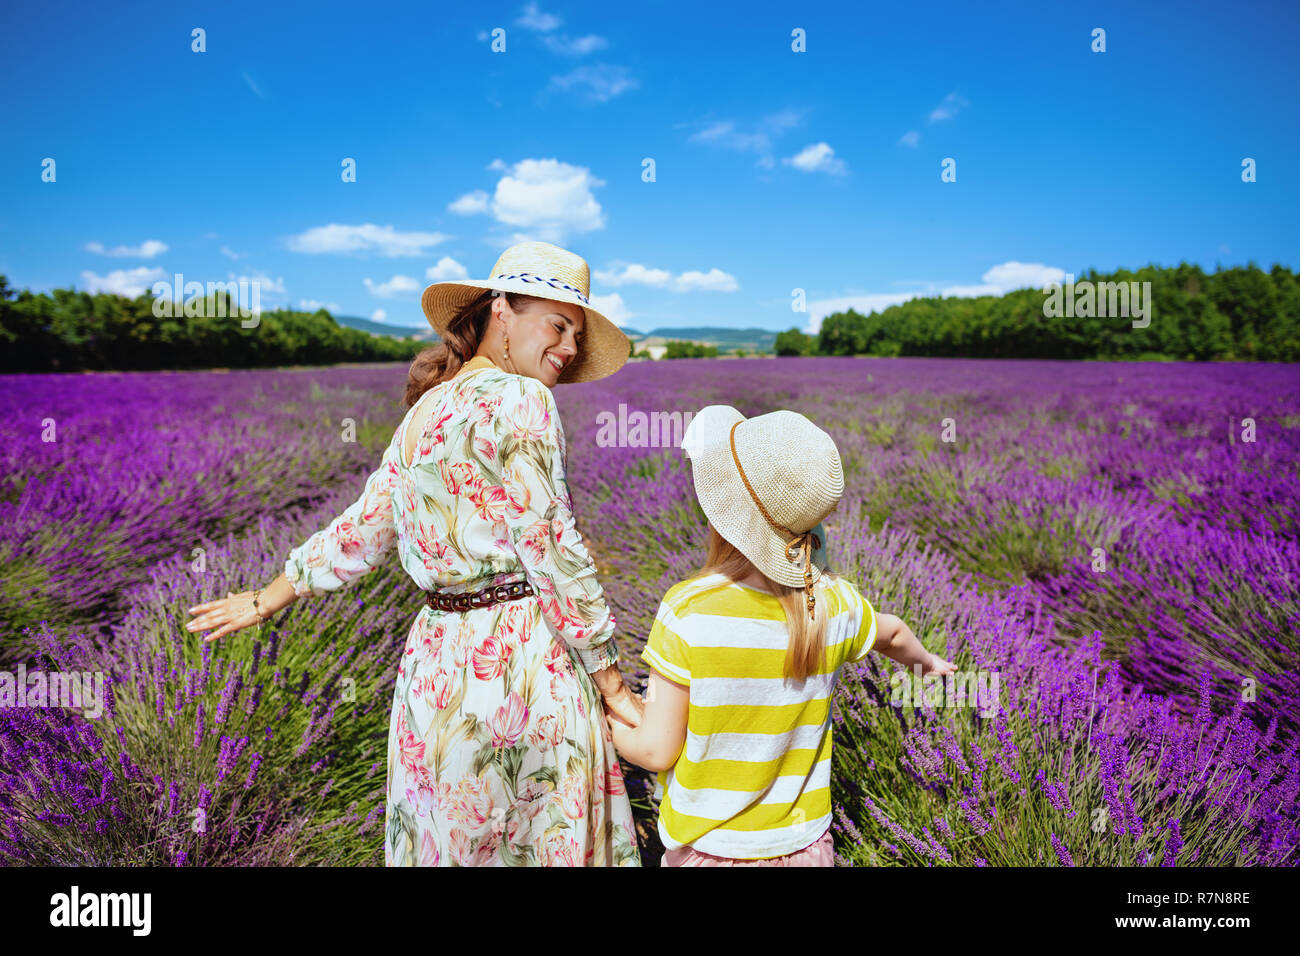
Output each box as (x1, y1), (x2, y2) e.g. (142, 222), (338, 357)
(646, 345), (667, 360)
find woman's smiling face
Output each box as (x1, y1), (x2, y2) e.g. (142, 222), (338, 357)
(496, 296), (585, 386)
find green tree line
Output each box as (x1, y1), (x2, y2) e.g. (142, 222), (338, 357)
(775, 262), (1300, 361)
(0, 277), (426, 373)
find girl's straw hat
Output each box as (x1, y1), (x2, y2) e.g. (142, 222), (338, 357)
(681, 405), (844, 618)
(420, 240), (629, 384)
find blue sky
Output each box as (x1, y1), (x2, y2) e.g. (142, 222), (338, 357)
(3, 0), (1298, 334)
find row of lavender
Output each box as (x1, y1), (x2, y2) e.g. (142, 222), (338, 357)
(1, 357), (1296, 864)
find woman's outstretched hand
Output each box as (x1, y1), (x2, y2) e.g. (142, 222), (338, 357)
(186, 590), (268, 643)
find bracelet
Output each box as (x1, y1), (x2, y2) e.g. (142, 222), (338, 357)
(252, 587), (270, 621)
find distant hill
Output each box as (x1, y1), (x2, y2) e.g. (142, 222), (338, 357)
(635, 326), (777, 352)
(332, 314), (434, 340)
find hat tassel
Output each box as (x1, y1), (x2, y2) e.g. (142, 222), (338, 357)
(785, 530), (822, 621)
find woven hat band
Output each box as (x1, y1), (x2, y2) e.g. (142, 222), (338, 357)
(492, 271), (590, 305)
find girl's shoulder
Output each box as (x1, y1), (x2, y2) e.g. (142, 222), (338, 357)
(818, 574), (870, 619)
(664, 572), (731, 600)
(660, 573), (739, 616)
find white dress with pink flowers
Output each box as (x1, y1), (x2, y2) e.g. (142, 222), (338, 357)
(284, 363), (640, 866)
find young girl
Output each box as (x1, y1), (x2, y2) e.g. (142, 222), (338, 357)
(608, 405), (956, 866)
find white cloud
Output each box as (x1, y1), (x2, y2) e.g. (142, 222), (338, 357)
(79, 266), (167, 297)
(371, 308), (388, 322)
(487, 158), (508, 172)
(425, 257), (469, 281)
(978, 261), (1065, 293)
(546, 64), (637, 103)
(896, 91), (969, 149)
(229, 272), (286, 294)
(242, 71), (266, 99)
(588, 291), (632, 326)
(448, 190), (489, 215)
(595, 262), (738, 293)
(299, 299), (341, 312)
(515, 3), (612, 61)
(515, 1), (561, 32)
(363, 274), (421, 298)
(928, 91), (969, 123)
(85, 239), (168, 258)
(802, 292), (918, 334)
(219, 245), (246, 260)
(782, 142), (847, 175)
(673, 268), (740, 292)
(543, 33), (607, 55)
(594, 264), (673, 288)
(685, 109), (805, 165)
(690, 121), (766, 151)
(489, 158), (606, 240)
(286, 223), (450, 257)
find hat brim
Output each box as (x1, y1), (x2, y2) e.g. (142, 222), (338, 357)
(420, 279), (628, 384)
(681, 405), (829, 589)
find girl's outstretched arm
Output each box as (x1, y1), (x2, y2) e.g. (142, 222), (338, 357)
(873, 613), (958, 675)
(608, 671), (688, 772)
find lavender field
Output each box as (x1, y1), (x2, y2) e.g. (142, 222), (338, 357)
(2, 357), (1297, 866)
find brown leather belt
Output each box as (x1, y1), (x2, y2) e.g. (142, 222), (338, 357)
(424, 579), (535, 613)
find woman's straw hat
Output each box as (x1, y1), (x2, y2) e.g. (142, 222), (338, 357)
(420, 240), (629, 384)
(681, 405), (844, 618)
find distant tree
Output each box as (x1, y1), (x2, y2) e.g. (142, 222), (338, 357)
(774, 328), (816, 356)
(664, 340), (718, 358)
(3, 264), (1296, 371)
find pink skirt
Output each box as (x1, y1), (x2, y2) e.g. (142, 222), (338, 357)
(662, 829), (834, 867)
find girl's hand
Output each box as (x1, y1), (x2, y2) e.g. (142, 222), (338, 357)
(185, 591), (267, 643)
(601, 684), (645, 732)
(921, 653), (959, 677)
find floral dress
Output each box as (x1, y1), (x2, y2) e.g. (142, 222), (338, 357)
(283, 356), (640, 866)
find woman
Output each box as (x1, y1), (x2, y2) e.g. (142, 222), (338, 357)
(186, 240), (645, 866)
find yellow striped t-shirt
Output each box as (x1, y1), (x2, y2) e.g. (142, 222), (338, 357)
(641, 571), (878, 860)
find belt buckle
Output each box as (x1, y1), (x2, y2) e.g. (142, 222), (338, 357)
(492, 585), (508, 602)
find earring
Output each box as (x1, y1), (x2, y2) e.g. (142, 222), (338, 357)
(503, 330), (510, 363)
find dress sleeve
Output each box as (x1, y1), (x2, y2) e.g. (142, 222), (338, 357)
(283, 435), (400, 598)
(495, 376), (620, 675)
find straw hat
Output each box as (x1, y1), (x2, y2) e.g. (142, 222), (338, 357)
(420, 240), (629, 384)
(681, 405), (844, 618)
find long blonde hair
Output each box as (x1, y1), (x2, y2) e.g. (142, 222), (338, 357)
(689, 524), (832, 682)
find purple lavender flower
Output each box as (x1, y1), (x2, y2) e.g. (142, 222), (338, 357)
(1050, 832), (1076, 866)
